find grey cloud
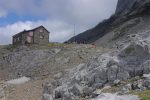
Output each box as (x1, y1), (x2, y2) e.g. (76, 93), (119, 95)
(0, 0), (118, 26)
(0, 0), (40, 16)
(40, 0), (118, 28)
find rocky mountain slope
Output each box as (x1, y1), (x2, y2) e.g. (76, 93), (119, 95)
(1, 42), (150, 100)
(115, 0), (150, 16)
(67, 0), (150, 47)
(1, 0), (150, 100)
(42, 42), (150, 100)
(0, 44), (108, 80)
(0, 43), (109, 100)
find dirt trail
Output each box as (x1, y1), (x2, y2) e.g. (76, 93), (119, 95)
(2, 76), (52, 100)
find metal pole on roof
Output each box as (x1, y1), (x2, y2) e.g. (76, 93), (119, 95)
(74, 24), (76, 43)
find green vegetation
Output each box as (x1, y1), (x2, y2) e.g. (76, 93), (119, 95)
(0, 44), (17, 55)
(48, 42), (63, 47)
(4, 44), (17, 51)
(133, 90), (150, 100)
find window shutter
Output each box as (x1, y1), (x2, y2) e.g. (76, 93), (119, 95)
(27, 36), (32, 43)
(29, 31), (33, 36)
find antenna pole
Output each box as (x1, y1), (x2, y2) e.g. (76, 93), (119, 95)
(74, 24), (76, 43)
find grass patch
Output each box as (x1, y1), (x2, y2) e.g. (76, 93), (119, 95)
(132, 90), (150, 100)
(48, 42), (71, 48)
(0, 44), (17, 55)
(4, 44), (17, 51)
(48, 42), (62, 47)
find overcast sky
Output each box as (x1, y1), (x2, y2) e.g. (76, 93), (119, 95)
(0, 0), (118, 45)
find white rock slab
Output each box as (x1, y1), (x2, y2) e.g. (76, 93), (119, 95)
(143, 74), (150, 79)
(6, 76), (30, 85)
(93, 93), (139, 100)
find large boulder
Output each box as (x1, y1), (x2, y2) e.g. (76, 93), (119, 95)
(119, 42), (149, 60)
(69, 84), (83, 96)
(143, 79), (150, 89)
(42, 94), (53, 100)
(42, 43), (150, 99)
(117, 70), (130, 80)
(62, 92), (75, 100)
(142, 60), (150, 74)
(82, 86), (94, 97)
(107, 65), (118, 82)
(54, 87), (64, 99)
(118, 42), (150, 77)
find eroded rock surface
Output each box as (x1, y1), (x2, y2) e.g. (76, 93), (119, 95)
(42, 42), (150, 100)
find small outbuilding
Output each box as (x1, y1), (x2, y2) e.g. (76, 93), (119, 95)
(12, 25), (50, 45)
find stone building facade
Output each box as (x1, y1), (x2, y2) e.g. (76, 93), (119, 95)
(13, 26), (50, 45)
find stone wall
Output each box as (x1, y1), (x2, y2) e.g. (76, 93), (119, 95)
(13, 33), (23, 45)
(33, 27), (49, 45)
(21, 32), (28, 45)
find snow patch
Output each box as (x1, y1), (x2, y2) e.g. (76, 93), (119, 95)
(6, 76), (30, 85)
(93, 93), (139, 100)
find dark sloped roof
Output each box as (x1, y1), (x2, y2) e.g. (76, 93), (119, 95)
(13, 25), (50, 37)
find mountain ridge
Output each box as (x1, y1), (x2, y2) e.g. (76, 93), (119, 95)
(67, 0), (150, 45)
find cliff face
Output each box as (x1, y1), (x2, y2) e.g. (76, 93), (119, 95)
(67, 0), (150, 45)
(116, 0), (150, 16)
(115, 0), (137, 15)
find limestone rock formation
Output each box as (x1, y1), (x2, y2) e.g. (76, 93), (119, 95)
(115, 0), (150, 16)
(42, 42), (150, 100)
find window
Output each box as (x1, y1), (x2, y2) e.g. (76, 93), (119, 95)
(18, 37), (20, 41)
(29, 31), (33, 36)
(14, 38), (16, 42)
(40, 35), (44, 39)
(27, 36), (32, 43)
(40, 29), (44, 33)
